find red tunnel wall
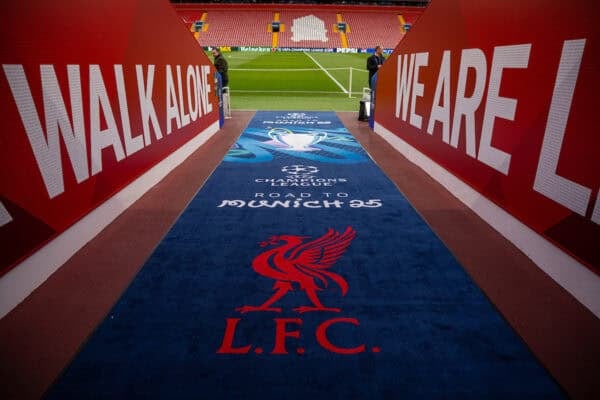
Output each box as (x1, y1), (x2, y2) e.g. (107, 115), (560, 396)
(372, 0), (599, 314)
(0, 0), (219, 278)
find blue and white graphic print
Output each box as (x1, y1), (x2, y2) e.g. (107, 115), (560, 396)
(224, 111), (368, 164)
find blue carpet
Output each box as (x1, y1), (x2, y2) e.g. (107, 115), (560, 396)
(46, 112), (563, 399)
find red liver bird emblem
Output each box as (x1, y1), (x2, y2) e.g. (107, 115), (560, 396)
(237, 227), (356, 314)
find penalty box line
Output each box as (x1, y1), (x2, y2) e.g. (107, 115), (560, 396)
(303, 52), (348, 94)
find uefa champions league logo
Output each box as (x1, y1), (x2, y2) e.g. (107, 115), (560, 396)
(281, 165), (319, 178)
(286, 112), (309, 119)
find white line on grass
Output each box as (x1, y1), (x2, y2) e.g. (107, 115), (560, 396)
(230, 68), (323, 72)
(230, 67), (352, 72)
(232, 90), (352, 94)
(303, 52), (348, 94)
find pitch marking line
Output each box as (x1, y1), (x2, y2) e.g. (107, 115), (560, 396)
(303, 52), (348, 94)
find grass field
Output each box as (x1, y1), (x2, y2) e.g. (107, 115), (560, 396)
(212, 51), (372, 111)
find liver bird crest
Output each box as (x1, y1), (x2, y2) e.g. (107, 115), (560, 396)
(237, 227), (356, 314)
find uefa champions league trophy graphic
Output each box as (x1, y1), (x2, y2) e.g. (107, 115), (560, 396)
(268, 128), (327, 151)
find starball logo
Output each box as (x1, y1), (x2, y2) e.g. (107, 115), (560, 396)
(217, 227), (381, 355)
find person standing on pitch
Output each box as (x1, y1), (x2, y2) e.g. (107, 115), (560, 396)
(366, 46), (385, 89)
(212, 47), (229, 87)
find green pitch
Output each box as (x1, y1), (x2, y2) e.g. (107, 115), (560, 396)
(213, 51), (372, 111)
